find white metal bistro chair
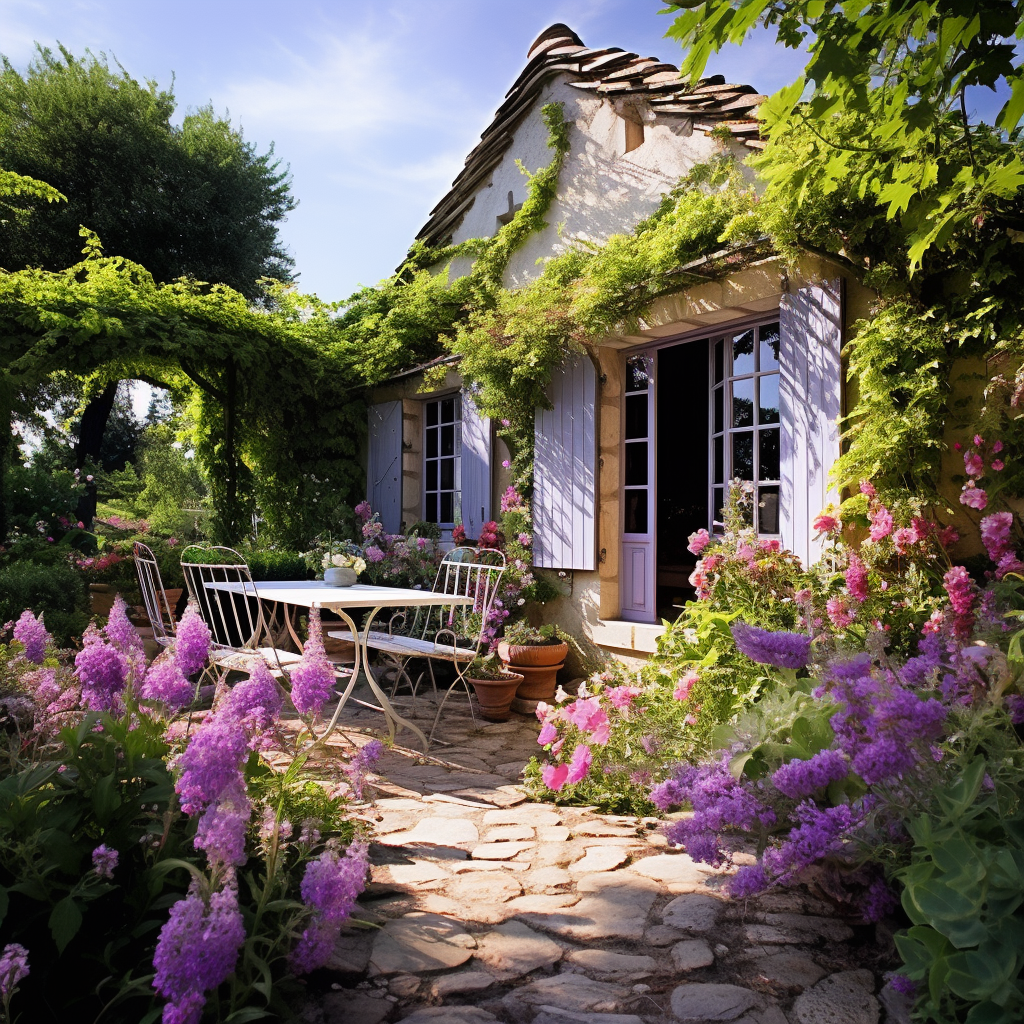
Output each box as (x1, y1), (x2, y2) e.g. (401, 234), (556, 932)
(133, 541), (177, 650)
(327, 547), (506, 742)
(180, 545), (303, 680)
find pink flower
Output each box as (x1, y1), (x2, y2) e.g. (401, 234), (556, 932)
(992, 440), (1004, 453)
(585, 710), (611, 746)
(605, 685), (641, 710)
(922, 609), (944, 634)
(758, 539), (780, 552)
(500, 418), (511, 428)
(845, 553), (870, 603)
(826, 595), (854, 629)
(541, 762), (569, 792)
(867, 505), (893, 541)
(565, 697), (601, 730)
(502, 460), (511, 469)
(980, 512), (1014, 564)
(537, 721), (559, 745)
(943, 565), (976, 639)
(859, 481), (876, 497)
(566, 744), (592, 784)
(892, 527), (917, 554)
(992, 460), (1005, 471)
(674, 669), (698, 702)
(535, 701), (553, 722)
(960, 485), (988, 510)
(964, 452), (985, 478)
(687, 529), (711, 556)
(518, 533), (531, 546)
(974, 434), (984, 447)
(684, 714), (698, 726)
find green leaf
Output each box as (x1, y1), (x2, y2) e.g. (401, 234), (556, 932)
(946, 946), (1016, 1001)
(909, 879), (980, 922)
(224, 1009), (273, 1022)
(91, 773), (122, 825)
(49, 896), (83, 954)
(0, 887), (8, 928)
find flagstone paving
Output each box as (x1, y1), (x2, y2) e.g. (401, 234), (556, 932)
(299, 702), (901, 1024)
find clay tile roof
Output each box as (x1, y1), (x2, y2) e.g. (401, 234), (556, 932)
(414, 25), (763, 248)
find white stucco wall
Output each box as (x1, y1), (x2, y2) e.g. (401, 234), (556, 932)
(444, 76), (746, 287)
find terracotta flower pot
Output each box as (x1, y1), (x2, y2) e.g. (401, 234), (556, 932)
(497, 640), (568, 702)
(467, 670), (525, 722)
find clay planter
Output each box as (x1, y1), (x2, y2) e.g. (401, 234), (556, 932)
(467, 670), (525, 722)
(497, 640), (568, 702)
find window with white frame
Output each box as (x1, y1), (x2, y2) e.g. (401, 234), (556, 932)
(710, 321), (781, 534)
(424, 395), (461, 526)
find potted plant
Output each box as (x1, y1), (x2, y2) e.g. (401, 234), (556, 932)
(497, 622), (569, 702)
(465, 653), (524, 722)
(304, 539), (367, 586)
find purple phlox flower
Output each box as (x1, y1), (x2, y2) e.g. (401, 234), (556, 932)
(728, 863), (770, 899)
(174, 715), (249, 815)
(289, 608), (337, 718)
(74, 625), (128, 711)
(772, 749), (849, 800)
(152, 885), (245, 1023)
(12, 609), (49, 663)
(731, 622), (811, 669)
(174, 604), (212, 677)
(291, 842), (369, 974)
(194, 777), (252, 869)
(223, 661), (283, 744)
(106, 596), (144, 658)
(344, 739), (384, 801)
(91, 843), (119, 879)
(0, 943), (29, 996)
(141, 655), (194, 711)
(365, 545), (384, 563)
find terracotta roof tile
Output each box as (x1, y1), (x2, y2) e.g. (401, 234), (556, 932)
(415, 24), (764, 248)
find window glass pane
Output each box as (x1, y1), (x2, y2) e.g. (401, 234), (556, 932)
(732, 378), (754, 428)
(440, 458), (455, 490)
(426, 494), (438, 522)
(440, 398), (455, 423)
(759, 374), (780, 424)
(759, 428), (780, 481)
(440, 493), (454, 523)
(714, 339), (724, 384)
(626, 355), (651, 393)
(713, 385), (723, 434)
(732, 329), (755, 375)
(426, 402), (438, 426)
(454, 393), (462, 420)
(624, 488), (648, 534)
(625, 442), (648, 485)
(426, 460), (438, 490)
(713, 487), (725, 524)
(759, 322), (780, 371)
(625, 393), (648, 439)
(714, 435), (724, 484)
(441, 424), (455, 456)
(758, 485), (780, 534)
(426, 429), (438, 458)
(732, 432), (754, 481)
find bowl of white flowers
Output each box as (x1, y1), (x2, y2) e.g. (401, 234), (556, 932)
(306, 539), (367, 586)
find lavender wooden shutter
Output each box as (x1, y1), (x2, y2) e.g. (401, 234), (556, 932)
(534, 355), (597, 570)
(460, 389), (491, 538)
(367, 401), (402, 534)
(779, 280), (843, 567)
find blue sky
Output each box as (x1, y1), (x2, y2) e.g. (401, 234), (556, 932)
(1, 0), (809, 301)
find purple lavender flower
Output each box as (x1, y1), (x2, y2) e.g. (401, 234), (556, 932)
(194, 778), (251, 869)
(728, 863), (769, 898)
(289, 608), (336, 718)
(12, 610), (49, 664)
(223, 661), (283, 743)
(174, 603), (212, 677)
(0, 943), (29, 996)
(152, 886), (245, 1023)
(731, 622), (811, 669)
(900, 632), (945, 687)
(761, 801), (866, 883)
(91, 844), (118, 879)
(344, 739), (384, 800)
(1006, 694), (1024, 725)
(889, 975), (917, 997)
(291, 842), (369, 974)
(74, 625), (128, 711)
(105, 596), (144, 657)
(142, 656), (194, 711)
(860, 876), (898, 922)
(771, 749), (849, 800)
(174, 715), (249, 815)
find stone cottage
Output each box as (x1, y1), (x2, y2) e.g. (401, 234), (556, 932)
(365, 24), (875, 665)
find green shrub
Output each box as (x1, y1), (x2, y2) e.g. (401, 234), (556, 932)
(0, 560), (88, 645)
(179, 546), (310, 581)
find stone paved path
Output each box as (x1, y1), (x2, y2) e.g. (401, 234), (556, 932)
(300, 700), (905, 1024)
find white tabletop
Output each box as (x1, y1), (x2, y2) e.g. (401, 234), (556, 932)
(204, 579), (474, 609)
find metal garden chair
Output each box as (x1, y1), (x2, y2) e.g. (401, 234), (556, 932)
(133, 541), (177, 651)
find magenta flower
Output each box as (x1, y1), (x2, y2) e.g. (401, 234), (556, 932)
(960, 484), (988, 510)
(354, 500), (372, 522)
(91, 844), (119, 879)
(105, 596), (144, 657)
(731, 623), (811, 669)
(980, 512), (1015, 564)
(142, 656), (194, 710)
(541, 762), (569, 792)
(537, 720), (559, 745)
(687, 529), (711, 556)
(859, 481), (876, 497)
(867, 505), (893, 542)
(674, 669), (698, 701)
(964, 451), (985, 478)
(605, 685), (641, 710)
(566, 743), (592, 784)
(943, 566), (976, 639)
(845, 553), (870, 603)
(812, 511), (841, 535)
(12, 609), (49, 664)
(892, 527), (916, 554)
(289, 608), (336, 718)
(175, 604), (212, 677)
(365, 545), (384, 563)
(74, 625), (128, 711)
(0, 943), (29, 996)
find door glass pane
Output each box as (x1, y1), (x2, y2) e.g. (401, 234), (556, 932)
(624, 488), (648, 534)
(440, 397), (455, 423)
(714, 339), (724, 384)
(759, 428), (780, 481)
(759, 322), (780, 371)
(714, 435), (724, 484)
(440, 492), (454, 523)
(426, 429), (438, 458)
(426, 460), (438, 489)
(759, 374), (780, 424)
(733, 432), (754, 481)
(426, 494), (438, 522)
(625, 442), (648, 485)
(626, 355), (651, 393)
(758, 486), (780, 534)
(713, 385), (723, 433)
(426, 402), (438, 426)
(441, 424), (455, 456)
(713, 487), (725, 524)
(625, 393), (648, 439)
(440, 458), (455, 490)
(732, 378), (754, 428)
(732, 330), (755, 375)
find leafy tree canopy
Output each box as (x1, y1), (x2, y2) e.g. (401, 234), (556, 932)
(664, 0), (1024, 269)
(0, 45), (295, 295)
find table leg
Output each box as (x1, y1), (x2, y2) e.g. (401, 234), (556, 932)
(316, 608), (364, 743)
